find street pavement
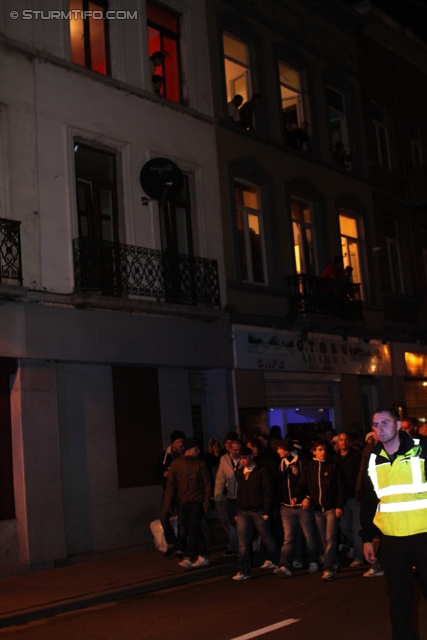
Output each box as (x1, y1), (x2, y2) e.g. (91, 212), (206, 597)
(1, 561), (427, 639)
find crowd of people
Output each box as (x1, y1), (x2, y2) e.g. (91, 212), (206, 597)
(154, 416), (424, 582)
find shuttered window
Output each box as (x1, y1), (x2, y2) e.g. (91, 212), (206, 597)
(112, 367), (163, 488)
(0, 359), (16, 520)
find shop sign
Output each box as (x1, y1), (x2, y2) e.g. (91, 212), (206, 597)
(234, 328), (392, 375)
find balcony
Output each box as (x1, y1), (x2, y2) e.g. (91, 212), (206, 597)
(284, 274), (363, 321)
(0, 218), (23, 286)
(72, 238), (221, 308)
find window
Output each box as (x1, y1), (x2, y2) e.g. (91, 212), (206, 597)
(235, 181), (266, 284)
(69, 0), (109, 75)
(371, 102), (391, 169)
(339, 214), (363, 296)
(279, 63), (304, 133)
(409, 122), (423, 168)
(327, 87), (350, 167)
(223, 33), (251, 105)
(159, 176), (193, 256)
(75, 145), (118, 242)
(291, 198), (315, 275)
(147, 2), (181, 103)
(384, 217), (404, 295)
(113, 367), (163, 488)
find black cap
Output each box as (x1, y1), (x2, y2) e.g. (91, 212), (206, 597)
(277, 438), (294, 452)
(170, 430), (186, 444)
(223, 431), (239, 444)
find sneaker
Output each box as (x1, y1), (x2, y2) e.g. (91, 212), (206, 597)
(232, 572), (251, 581)
(259, 560), (278, 570)
(308, 562), (318, 573)
(274, 566), (292, 578)
(163, 546), (176, 558)
(350, 559), (364, 567)
(322, 570), (334, 581)
(292, 560), (303, 569)
(178, 557), (192, 569)
(192, 555), (209, 568)
(363, 565), (384, 577)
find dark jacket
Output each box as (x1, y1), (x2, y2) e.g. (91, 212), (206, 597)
(155, 446), (182, 490)
(359, 430), (427, 542)
(164, 455), (212, 511)
(277, 455), (305, 506)
(333, 448), (361, 499)
(297, 459), (346, 511)
(235, 463), (274, 515)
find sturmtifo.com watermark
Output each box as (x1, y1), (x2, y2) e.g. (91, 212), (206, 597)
(10, 10), (138, 19)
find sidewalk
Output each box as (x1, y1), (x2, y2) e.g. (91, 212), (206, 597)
(0, 535), (235, 630)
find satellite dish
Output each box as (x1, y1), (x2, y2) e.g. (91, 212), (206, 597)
(139, 157), (184, 202)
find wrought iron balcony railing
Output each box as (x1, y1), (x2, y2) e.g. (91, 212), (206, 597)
(73, 237), (221, 308)
(284, 273), (363, 321)
(0, 218), (23, 286)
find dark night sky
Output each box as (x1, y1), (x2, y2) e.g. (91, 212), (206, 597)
(342, 0), (427, 42)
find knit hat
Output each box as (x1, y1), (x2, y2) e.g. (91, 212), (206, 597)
(277, 437), (294, 452)
(183, 437), (199, 452)
(170, 430), (186, 444)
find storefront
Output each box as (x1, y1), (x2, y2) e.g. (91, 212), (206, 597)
(232, 325), (392, 442)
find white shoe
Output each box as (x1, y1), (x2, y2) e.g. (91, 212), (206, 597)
(260, 560), (278, 569)
(192, 555), (209, 568)
(232, 572), (251, 581)
(274, 565), (292, 578)
(178, 557), (192, 569)
(292, 560), (303, 569)
(308, 562), (318, 573)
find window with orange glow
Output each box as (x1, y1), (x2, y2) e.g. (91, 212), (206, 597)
(69, 0), (109, 75)
(147, 2), (181, 103)
(234, 181), (267, 284)
(291, 198), (315, 275)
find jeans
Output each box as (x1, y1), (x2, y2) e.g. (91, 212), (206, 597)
(381, 532), (427, 640)
(227, 498), (238, 554)
(279, 506), (317, 569)
(339, 498), (363, 562)
(180, 502), (207, 560)
(160, 492), (181, 546)
(314, 509), (339, 572)
(216, 497), (230, 537)
(235, 509), (280, 576)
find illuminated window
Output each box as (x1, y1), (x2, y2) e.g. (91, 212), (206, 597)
(235, 181), (266, 284)
(223, 33), (251, 105)
(279, 62), (305, 136)
(69, 0), (109, 75)
(339, 213), (363, 296)
(409, 122), (423, 168)
(371, 102), (391, 169)
(327, 87), (351, 168)
(384, 216), (404, 295)
(291, 198), (315, 275)
(147, 2), (181, 103)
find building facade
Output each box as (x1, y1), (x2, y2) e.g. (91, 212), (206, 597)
(0, 0), (234, 573)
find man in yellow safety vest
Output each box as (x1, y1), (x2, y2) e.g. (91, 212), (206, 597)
(360, 405), (427, 640)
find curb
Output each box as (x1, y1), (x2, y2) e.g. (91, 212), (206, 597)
(0, 561), (234, 629)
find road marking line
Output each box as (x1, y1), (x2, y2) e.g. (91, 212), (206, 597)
(229, 618), (300, 640)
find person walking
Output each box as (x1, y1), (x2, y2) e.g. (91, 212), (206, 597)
(360, 405), (427, 640)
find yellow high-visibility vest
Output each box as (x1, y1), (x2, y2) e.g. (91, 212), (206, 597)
(368, 441), (427, 536)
